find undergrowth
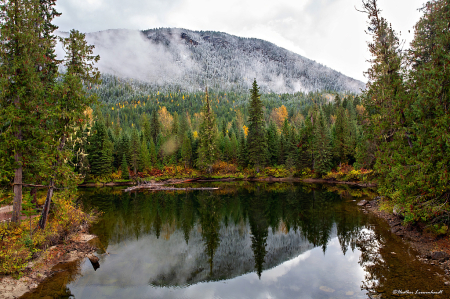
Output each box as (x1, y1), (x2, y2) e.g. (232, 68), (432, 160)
(0, 190), (96, 277)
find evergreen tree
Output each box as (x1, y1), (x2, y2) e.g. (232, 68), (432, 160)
(181, 132), (193, 168)
(247, 79), (267, 172)
(88, 120), (113, 176)
(366, 0), (450, 222)
(117, 133), (131, 167)
(361, 0), (406, 172)
(142, 114), (151, 144)
(266, 121), (279, 165)
(0, 0), (40, 222)
(285, 126), (298, 169)
(333, 106), (351, 164)
(197, 88), (218, 173)
(139, 136), (151, 171)
(149, 138), (158, 166)
(230, 132), (239, 163)
(121, 153), (129, 179)
(238, 130), (248, 168)
(313, 109), (332, 176)
(129, 128), (141, 175)
(150, 109), (160, 144)
(39, 28), (99, 228)
(398, 0), (450, 222)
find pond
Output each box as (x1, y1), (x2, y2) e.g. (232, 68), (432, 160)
(21, 182), (448, 298)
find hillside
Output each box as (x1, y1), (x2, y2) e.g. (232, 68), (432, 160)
(71, 28), (365, 93)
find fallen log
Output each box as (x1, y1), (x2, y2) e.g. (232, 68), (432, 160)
(123, 185), (219, 192)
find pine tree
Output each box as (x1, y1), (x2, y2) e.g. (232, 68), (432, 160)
(197, 88), (218, 173)
(150, 109), (160, 144)
(129, 128), (141, 175)
(399, 0), (450, 221)
(181, 132), (193, 168)
(333, 106), (351, 164)
(0, 0), (48, 222)
(313, 109), (332, 176)
(142, 114), (151, 144)
(285, 126), (298, 170)
(361, 0), (406, 173)
(149, 138), (157, 166)
(247, 79), (267, 172)
(230, 132), (239, 163)
(139, 136), (151, 171)
(117, 133), (131, 167)
(238, 130), (248, 168)
(370, 0), (450, 222)
(121, 153), (129, 179)
(88, 120), (113, 176)
(266, 121), (279, 166)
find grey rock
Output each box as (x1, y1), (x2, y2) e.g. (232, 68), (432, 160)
(431, 251), (449, 261)
(357, 200), (368, 206)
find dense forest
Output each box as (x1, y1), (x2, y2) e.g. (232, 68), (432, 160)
(78, 75), (363, 179)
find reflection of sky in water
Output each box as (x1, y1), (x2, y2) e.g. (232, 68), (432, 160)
(68, 233), (367, 299)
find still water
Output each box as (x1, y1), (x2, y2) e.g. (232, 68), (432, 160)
(22, 183), (448, 298)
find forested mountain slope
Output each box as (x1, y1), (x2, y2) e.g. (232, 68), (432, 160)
(63, 28), (365, 93)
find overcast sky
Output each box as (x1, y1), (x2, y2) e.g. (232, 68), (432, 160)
(54, 0), (425, 82)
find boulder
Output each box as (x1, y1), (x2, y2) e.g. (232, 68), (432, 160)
(88, 254), (100, 271)
(357, 200), (368, 206)
(431, 251), (449, 261)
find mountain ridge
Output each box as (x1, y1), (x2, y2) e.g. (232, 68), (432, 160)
(66, 28), (365, 93)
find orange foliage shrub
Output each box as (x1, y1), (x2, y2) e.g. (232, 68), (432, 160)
(212, 161), (238, 174)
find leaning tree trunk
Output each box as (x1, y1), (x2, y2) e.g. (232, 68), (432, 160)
(38, 136), (66, 229)
(38, 180), (54, 229)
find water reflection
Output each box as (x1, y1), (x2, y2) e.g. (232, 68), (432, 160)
(20, 183), (449, 299)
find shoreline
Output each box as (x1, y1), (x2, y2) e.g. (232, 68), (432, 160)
(357, 199), (450, 285)
(78, 176), (377, 188)
(0, 226), (98, 299)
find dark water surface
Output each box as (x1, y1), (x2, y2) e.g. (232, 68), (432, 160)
(21, 183), (448, 298)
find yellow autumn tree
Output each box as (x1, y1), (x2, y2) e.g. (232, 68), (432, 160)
(270, 105), (288, 128)
(158, 106), (173, 136)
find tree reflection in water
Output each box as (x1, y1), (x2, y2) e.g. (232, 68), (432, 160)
(198, 191), (222, 275)
(21, 183), (450, 299)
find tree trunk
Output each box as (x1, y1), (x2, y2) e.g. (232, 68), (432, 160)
(11, 152), (23, 223)
(39, 180), (54, 229)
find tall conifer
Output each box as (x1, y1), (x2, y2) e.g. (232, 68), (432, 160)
(247, 79), (267, 172)
(197, 88), (218, 173)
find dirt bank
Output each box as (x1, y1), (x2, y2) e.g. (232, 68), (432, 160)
(357, 198), (450, 285)
(0, 228), (98, 299)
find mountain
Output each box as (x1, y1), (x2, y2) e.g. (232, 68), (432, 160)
(68, 28), (365, 93)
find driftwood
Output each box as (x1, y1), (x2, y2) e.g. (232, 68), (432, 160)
(123, 184), (219, 192)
